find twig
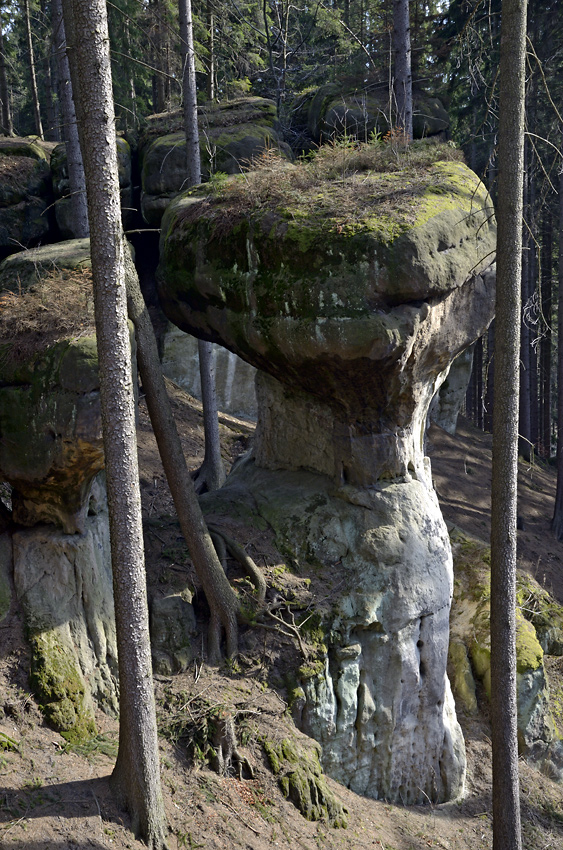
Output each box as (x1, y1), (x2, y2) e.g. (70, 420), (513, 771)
(220, 798), (260, 835)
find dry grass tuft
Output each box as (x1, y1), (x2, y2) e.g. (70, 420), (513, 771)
(185, 139), (466, 239)
(0, 266), (96, 366)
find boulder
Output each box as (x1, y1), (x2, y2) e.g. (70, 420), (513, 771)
(150, 590), (197, 675)
(157, 145), (496, 803)
(0, 138), (52, 258)
(290, 84), (449, 149)
(50, 138), (133, 237)
(140, 97), (292, 226)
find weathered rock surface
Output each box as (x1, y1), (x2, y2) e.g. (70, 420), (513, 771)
(449, 529), (563, 782)
(161, 325), (257, 419)
(13, 474), (118, 740)
(150, 590), (197, 675)
(290, 85), (449, 150)
(0, 239), (135, 533)
(140, 97), (292, 226)
(50, 138), (133, 236)
(157, 149), (496, 802)
(429, 344), (475, 435)
(0, 138), (52, 258)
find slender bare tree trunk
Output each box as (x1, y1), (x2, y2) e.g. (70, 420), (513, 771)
(552, 136), (563, 538)
(178, 0), (200, 187)
(392, 0), (412, 140)
(23, 0), (43, 138)
(60, 0), (168, 844)
(196, 339), (226, 492)
(490, 0), (527, 847)
(52, 0), (89, 237)
(0, 11), (13, 135)
(540, 209), (552, 459)
(207, 0), (215, 101)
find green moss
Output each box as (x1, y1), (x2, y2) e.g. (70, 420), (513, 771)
(262, 736), (348, 828)
(516, 611), (543, 674)
(298, 660), (324, 680)
(29, 631), (96, 743)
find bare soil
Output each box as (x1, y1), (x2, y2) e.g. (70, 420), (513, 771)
(1, 396), (563, 850)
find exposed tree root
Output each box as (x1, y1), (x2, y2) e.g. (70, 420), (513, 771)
(211, 709), (254, 780)
(207, 522), (267, 605)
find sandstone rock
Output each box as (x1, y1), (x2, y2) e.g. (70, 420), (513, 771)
(50, 138), (133, 237)
(292, 84), (449, 148)
(0, 239), (136, 533)
(0, 532), (12, 622)
(449, 529), (563, 780)
(0, 238), (91, 293)
(429, 344), (475, 435)
(0, 139), (52, 257)
(140, 97), (291, 226)
(161, 325), (257, 419)
(150, 590), (197, 675)
(13, 475), (118, 739)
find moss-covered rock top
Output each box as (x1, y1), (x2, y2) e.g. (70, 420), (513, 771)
(140, 96), (279, 154)
(0, 240), (95, 372)
(160, 142), (495, 310)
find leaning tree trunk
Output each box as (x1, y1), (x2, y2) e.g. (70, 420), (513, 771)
(125, 263), (239, 660)
(490, 0), (527, 847)
(552, 135), (563, 538)
(60, 0), (168, 845)
(0, 13), (13, 135)
(23, 0), (43, 138)
(52, 0), (89, 237)
(392, 0), (412, 140)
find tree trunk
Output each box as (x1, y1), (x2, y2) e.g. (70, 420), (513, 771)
(519, 141), (531, 460)
(490, 0), (526, 847)
(552, 141), (563, 538)
(60, 0), (168, 845)
(178, 0), (225, 493)
(392, 0), (412, 140)
(23, 0), (43, 138)
(207, 0), (215, 101)
(195, 339), (226, 493)
(52, 0), (89, 237)
(178, 0), (201, 187)
(484, 321), (495, 432)
(0, 12), (13, 135)
(125, 267), (239, 660)
(540, 209), (552, 459)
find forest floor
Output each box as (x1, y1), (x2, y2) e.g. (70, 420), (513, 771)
(1, 385), (563, 850)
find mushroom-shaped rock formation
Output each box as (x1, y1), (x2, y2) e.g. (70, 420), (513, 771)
(157, 145), (496, 803)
